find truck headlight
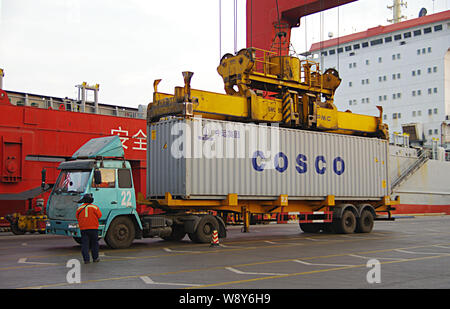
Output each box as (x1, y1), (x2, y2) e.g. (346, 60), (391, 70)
(68, 223), (79, 229)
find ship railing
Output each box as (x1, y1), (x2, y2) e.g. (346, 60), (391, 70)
(391, 148), (431, 190)
(5, 93), (146, 119)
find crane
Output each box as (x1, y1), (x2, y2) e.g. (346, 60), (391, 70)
(246, 0), (357, 56)
(148, 0), (388, 139)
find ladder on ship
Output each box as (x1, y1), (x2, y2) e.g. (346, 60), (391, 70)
(391, 149), (430, 190)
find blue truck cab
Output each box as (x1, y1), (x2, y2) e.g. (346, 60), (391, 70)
(46, 136), (143, 248)
(46, 136), (226, 248)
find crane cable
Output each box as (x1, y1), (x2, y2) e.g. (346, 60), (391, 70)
(234, 0), (238, 54)
(219, 0), (222, 60)
(337, 0), (340, 72)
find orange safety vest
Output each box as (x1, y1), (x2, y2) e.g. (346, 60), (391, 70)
(76, 203), (102, 230)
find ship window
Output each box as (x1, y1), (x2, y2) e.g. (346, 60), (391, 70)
(414, 30), (422, 36)
(370, 38), (383, 46)
(329, 49), (336, 55)
(345, 46), (352, 51)
(394, 34), (402, 40)
(353, 44), (360, 49)
(321, 51), (328, 56)
(434, 24), (442, 31)
(424, 27), (432, 34)
(384, 36), (392, 43)
(362, 42), (369, 48)
(118, 169), (132, 188)
(337, 47), (343, 53)
(403, 32), (411, 38)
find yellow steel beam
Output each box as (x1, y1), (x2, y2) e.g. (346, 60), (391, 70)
(316, 107), (380, 133)
(247, 72), (334, 96)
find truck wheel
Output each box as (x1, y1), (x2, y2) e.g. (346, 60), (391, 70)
(10, 222), (26, 235)
(333, 209), (356, 234)
(189, 215), (219, 244)
(162, 224), (186, 241)
(356, 210), (374, 233)
(105, 216), (135, 249)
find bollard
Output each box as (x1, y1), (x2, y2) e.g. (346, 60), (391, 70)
(210, 230), (220, 247)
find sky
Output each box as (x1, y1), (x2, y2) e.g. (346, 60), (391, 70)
(0, 0), (448, 108)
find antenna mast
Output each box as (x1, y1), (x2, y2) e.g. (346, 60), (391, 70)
(387, 0), (407, 24)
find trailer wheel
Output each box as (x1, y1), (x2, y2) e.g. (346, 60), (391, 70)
(105, 216), (135, 249)
(189, 215), (219, 244)
(356, 209), (374, 233)
(333, 209), (356, 234)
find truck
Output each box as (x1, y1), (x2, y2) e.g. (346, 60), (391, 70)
(46, 120), (396, 249)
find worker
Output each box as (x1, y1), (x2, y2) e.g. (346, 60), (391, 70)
(76, 193), (102, 264)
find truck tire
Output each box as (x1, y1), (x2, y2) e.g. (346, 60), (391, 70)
(10, 222), (26, 235)
(105, 216), (135, 249)
(188, 215), (219, 244)
(356, 209), (374, 233)
(333, 209), (356, 234)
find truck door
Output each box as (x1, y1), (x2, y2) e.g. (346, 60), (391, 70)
(117, 168), (135, 209)
(92, 168), (118, 218)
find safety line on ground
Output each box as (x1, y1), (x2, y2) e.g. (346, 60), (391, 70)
(17, 242), (450, 289)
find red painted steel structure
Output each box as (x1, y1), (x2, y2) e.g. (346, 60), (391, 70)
(0, 89), (152, 225)
(246, 0), (357, 55)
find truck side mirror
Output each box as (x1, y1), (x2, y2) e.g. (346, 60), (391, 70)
(41, 168), (46, 189)
(94, 168), (102, 185)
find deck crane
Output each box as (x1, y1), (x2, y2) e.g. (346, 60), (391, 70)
(148, 0), (388, 139)
(246, 0), (358, 55)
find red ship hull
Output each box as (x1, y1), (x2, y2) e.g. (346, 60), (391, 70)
(0, 89), (153, 226)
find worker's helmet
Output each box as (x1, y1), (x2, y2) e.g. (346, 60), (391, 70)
(77, 193), (94, 204)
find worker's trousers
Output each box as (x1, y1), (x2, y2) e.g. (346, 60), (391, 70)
(80, 229), (99, 262)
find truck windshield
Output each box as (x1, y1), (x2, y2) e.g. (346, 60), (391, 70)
(54, 170), (91, 194)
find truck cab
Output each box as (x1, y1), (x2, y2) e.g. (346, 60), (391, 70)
(46, 136), (143, 247)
